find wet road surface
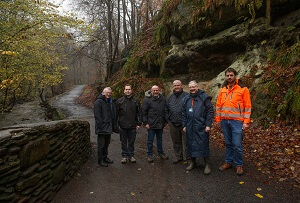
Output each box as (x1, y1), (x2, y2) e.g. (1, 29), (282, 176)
(51, 85), (299, 203)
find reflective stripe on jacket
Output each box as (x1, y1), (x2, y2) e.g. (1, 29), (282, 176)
(215, 79), (251, 124)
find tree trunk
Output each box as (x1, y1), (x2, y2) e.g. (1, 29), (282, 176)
(266, 0), (271, 26)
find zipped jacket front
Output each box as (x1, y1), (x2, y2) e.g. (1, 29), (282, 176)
(215, 79), (251, 124)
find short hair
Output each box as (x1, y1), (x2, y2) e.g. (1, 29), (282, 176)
(102, 87), (112, 93)
(124, 84), (132, 89)
(188, 80), (198, 87)
(173, 80), (182, 85)
(225, 68), (237, 76)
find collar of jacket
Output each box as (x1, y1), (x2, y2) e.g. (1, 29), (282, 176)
(173, 89), (183, 97)
(100, 94), (112, 103)
(227, 79), (239, 90)
(124, 95), (133, 99)
(190, 89), (204, 98)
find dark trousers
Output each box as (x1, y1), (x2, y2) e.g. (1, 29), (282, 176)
(120, 128), (136, 158)
(97, 134), (111, 162)
(169, 122), (188, 160)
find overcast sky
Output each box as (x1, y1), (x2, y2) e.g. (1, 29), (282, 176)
(50, 0), (74, 13)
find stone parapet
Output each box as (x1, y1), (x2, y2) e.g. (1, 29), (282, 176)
(0, 120), (91, 202)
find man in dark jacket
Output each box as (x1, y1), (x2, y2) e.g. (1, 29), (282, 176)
(94, 87), (118, 167)
(142, 85), (168, 163)
(116, 85), (142, 164)
(166, 80), (189, 164)
(182, 81), (214, 175)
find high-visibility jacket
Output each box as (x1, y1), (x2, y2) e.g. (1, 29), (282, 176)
(216, 79), (251, 124)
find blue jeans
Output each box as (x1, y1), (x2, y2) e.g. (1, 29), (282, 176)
(221, 120), (244, 166)
(147, 129), (163, 156)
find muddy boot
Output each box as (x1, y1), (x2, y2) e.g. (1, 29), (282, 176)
(186, 157), (196, 171)
(204, 157), (211, 175)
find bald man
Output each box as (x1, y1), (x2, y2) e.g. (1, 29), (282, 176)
(142, 85), (168, 163)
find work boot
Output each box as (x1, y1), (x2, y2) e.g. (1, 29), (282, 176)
(186, 158), (196, 171)
(219, 162), (232, 171)
(158, 153), (169, 160)
(147, 156), (154, 163)
(121, 158), (128, 164)
(236, 166), (244, 176)
(98, 160), (108, 167)
(103, 157), (113, 164)
(129, 157), (136, 163)
(204, 157), (211, 175)
(172, 158), (183, 164)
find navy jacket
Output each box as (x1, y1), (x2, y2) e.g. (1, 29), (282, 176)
(165, 89), (189, 127)
(182, 90), (214, 157)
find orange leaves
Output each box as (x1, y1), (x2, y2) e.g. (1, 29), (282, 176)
(211, 121), (300, 187)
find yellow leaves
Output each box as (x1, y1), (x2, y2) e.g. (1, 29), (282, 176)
(131, 192), (135, 196)
(284, 148), (294, 155)
(257, 188), (262, 191)
(1, 79), (14, 89)
(255, 193), (264, 198)
(239, 181), (245, 185)
(1, 50), (17, 56)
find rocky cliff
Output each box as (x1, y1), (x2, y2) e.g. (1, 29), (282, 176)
(116, 0), (300, 122)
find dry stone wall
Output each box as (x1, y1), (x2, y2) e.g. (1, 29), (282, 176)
(0, 120), (90, 203)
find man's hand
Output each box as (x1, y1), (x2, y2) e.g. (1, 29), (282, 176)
(136, 126), (140, 130)
(205, 126), (211, 132)
(183, 127), (186, 132)
(145, 124), (150, 130)
(242, 123), (249, 130)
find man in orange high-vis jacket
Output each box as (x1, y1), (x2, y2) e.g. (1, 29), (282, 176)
(216, 68), (251, 175)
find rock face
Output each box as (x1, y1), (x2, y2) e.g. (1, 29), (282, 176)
(162, 18), (271, 81)
(0, 120), (90, 203)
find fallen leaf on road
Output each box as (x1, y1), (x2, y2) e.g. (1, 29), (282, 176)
(186, 171), (189, 174)
(239, 182), (245, 185)
(255, 193), (264, 198)
(279, 178), (287, 182)
(131, 192), (135, 196)
(257, 188), (262, 191)
(138, 168), (142, 171)
(90, 192), (94, 194)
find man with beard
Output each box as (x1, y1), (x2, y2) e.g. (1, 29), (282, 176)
(182, 81), (214, 175)
(116, 85), (142, 164)
(165, 80), (189, 164)
(216, 68), (251, 175)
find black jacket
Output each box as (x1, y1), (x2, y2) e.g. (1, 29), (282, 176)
(165, 89), (189, 127)
(142, 90), (166, 129)
(94, 95), (118, 134)
(116, 95), (142, 129)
